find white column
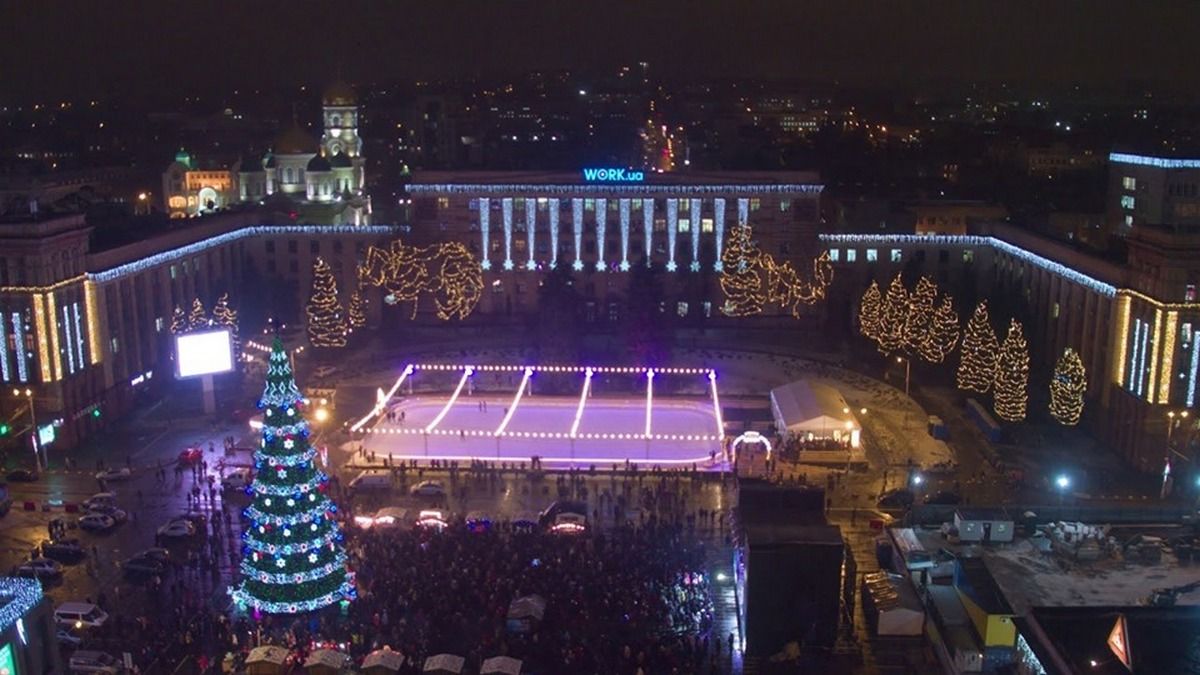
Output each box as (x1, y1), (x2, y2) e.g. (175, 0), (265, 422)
(666, 198), (678, 271)
(525, 198), (537, 270)
(619, 199), (631, 271)
(714, 198), (726, 271)
(479, 198), (491, 270)
(690, 198), (702, 272)
(549, 199), (560, 268)
(572, 198), (584, 271)
(502, 198), (514, 270)
(595, 198), (607, 271)
(642, 198), (654, 264)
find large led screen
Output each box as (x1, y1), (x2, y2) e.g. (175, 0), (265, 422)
(175, 329), (233, 378)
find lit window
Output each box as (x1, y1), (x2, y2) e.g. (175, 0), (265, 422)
(155, 317), (164, 333)
(1121, 195), (1135, 209)
(890, 249), (902, 262)
(1125, 215), (1134, 228)
(584, 199), (595, 211)
(169, 265), (177, 280)
(676, 302), (689, 317)
(679, 200), (689, 212)
(1052, 302), (1059, 318)
(653, 219), (666, 232)
(437, 197), (449, 209)
(828, 249), (840, 262)
(963, 250), (974, 263)
(1122, 176), (1136, 190)
(846, 249), (857, 262)
(866, 249), (878, 262)
(779, 199), (791, 212)
(750, 198), (761, 211)
(1184, 323), (1193, 344)
(632, 200), (643, 210)
(677, 219), (690, 233)
(1188, 284), (1197, 302)
(701, 218), (714, 233)
(110, 337), (119, 354)
(703, 301), (712, 317)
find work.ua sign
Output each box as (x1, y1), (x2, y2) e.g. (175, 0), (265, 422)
(582, 168), (645, 182)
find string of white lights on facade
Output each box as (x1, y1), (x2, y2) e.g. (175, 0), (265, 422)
(595, 198), (607, 271)
(666, 198), (678, 271)
(619, 198), (631, 271)
(478, 199), (491, 271)
(548, 198), (559, 268)
(409, 184), (824, 195)
(501, 198), (514, 271)
(525, 199), (537, 270)
(572, 198), (584, 271)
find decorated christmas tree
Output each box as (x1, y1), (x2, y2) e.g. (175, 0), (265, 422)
(1049, 347), (1087, 425)
(719, 224), (764, 316)
(347, 290), (367, 331)
(956, 301), (999, 393)
(170, 306), (188, 334)
(919, 295), (960, 363)
(231, 338), (354, 614)
(993, 319), (1030, 422)
(859, 280), (882, 343)
(903, 276), (937, 352)
(306, 258), (347, 348)
(188, 298), (209, 330)
(212, 293), (241, 361)
(878, 273), (909, 354)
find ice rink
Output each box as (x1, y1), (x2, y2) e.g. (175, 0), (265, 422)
(359, 394), (724, 467)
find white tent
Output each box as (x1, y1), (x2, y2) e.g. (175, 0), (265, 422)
(304, 648), (352, 673)
(246, 645), (289, 675)
(861, 571), (925, 636)
(769, 380), (860, 446)
(481, 656), (523, 675)
(423, 654), (465, 675)
(362, 648), (405, 672)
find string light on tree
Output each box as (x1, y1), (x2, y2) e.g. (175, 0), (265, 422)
(230, 338), (354, 613)
(188, 298), (209, 330)
(719, 223), (833, 318)
(212, 292), (240, 362)
(170, 306), (188, 335)
(919, 295), (960, 363)
(957, 300), (999, 393)
(347, 290), (367, 331)
(877, 273), (909, 354)
(859, 280), (882, 343)
(993, 319), (1030, 422)
(903, 276), (937, 352)
(358, 240), (482, 321)
(1049, 347), (1087, 426)
(306, 258), (347, 348)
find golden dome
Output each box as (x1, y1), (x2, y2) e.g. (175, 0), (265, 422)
(323, 80), (357, 106)
(273, 122), (319, 155)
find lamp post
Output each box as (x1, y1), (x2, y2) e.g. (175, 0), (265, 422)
(896, 356), (911, 396)
(1163, 410), (1189, 499)
(13, 388), (39, 471)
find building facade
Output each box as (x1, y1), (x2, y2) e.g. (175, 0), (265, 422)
(0, 577), (60, 675)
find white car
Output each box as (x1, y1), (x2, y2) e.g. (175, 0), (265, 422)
(68, 651), (120, 674)
(410, 481), (446, 497)
(221, 468), (253, 490)
(157, 520), (195, 539)
(55, 629), (82, 648)
(17, 557), (63, 580)
(78, 513), (116, 532)
(94, 468), (131, 481)
(82, 493), (117, 511)
(85, 504), (127, 524)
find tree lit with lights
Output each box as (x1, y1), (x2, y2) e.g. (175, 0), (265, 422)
(957, 301), (998, 393)
(188, 298), (208, 330)
(859, 280), (882, 342)
(878, 273), (909, 354)
(903, 276), (937, 352)
(1049, 347), (1086, 425)
(919, 296), (960, 363)
(347, 290), (367, 331)
(993, 319), (1029, 422)
(306, 258), (347, 348)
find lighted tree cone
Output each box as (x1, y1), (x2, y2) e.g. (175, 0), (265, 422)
(993, 319), (1030, 422)
(358, 240), (482, 321)
(231, 338), (354, 614)
(1049, 347), (1087, 425)
(188, 298), (209, 330)
(877, 273), (909, 354)
(306, 258), (347, 348)
(859, 280), (883, 343)
(903, 276), (937, 353)
(719, 224), (833, 317)
(170, 306), (188, 335)
(956, 301), (999, 393)
(919, 296), (960, 363)
(347, 291), (367, 330)
(212, 292), (241, 359)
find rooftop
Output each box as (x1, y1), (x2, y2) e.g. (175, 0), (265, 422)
(408, 170), (822, 192)
(1020, 606), (1200, 675)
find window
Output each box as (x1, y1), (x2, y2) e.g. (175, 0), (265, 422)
(1121, 195), (1136, 209)
(1188, 284), (1197, 302)
(632, 200), (643, 210)
(169, 265), (177, 280)
(265, 240), (275, 254)
(677, 219), (690, 233)
(750, 198), (761, 211)
(890, 249), (902, 262)
(333, 240), (343, 255)
(1052, 302), (1059, 318)
(289, 260), (298, 274)
(676, 302), (689, 317)
(653, 219), (666, 232)
(287, 240), (298, 254)
(310, 240), (320, 255)
(701, 218), (714, 233)
(155, 317), (164, 333)
(866, 249), (878, 262)
(267, 260), (276, 274)
(1123, 176), (1136, 190)
(938, 249), (949, 263)
(182, 260), (189, 275)
(1125, 215), (1134, 228)
(584, 199), (595, 211)
(110, 337), (119, 354)
(779, 199), (791, 212)
(963, 250), (974, 263)
(828, 249), (840, 262)
(437, 197), (449, 209)
(703, 301), (712, 317)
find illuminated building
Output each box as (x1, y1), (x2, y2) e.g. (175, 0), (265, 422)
(0, 577), (61, 675)
(162, 81), (371, 224)
(1107, 152), (1200, 237)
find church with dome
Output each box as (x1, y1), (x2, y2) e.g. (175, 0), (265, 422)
(161, 81), (371, 225)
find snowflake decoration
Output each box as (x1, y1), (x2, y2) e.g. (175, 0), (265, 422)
(284, 439), (295, 450)
(276, 558), (286, 568)
(308, 553), (318, 564)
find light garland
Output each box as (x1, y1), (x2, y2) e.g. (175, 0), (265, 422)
(525, 198), (537, 271)
(690, 198), (702, 271)
(620, 198), (631, 271)
(502, 198), (513, 271)
(642, 198), (654, 263)
(572, 198), (583, 271)
(903, 276), (937, 352)
(410, 363), (716, 375)
(919, 296), (960, 363)
(1109, 152), (1200, 169)
(719, 223), (832, 318)
(0, 313), (9, 381)
(0, 578), (42, 633)
(858, 280), (882, 342)
(252, 471), (325, 495)
(347, 291), (367, 330)
(1049, 347), (1087, 425)
(12, 312), (26, 382)
(877, 274), (908, 354)
(548, 198), (560, 268)
(957, 301), (999, 393)
(595, 198), (607, 271)
(993, 319), (1030, 422)
(666, 198), (678, 272)
(188, 298), (209, 330)
(242, 527), (338, 555)
(170, 306), (188, 335)
(359, 240), (482, 321)
(478, 198), (491, 270)
(230, 578), (356, 615)
(212, 293), (240, 361)
(307, 258), (347, 348)
(713, 198), (726, 271)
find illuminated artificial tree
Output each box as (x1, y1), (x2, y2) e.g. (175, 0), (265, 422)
(993, 319), (1030, 422)
(306, 258), (347, 348)
(212, 293), (241, 361)
(903, 276), (937, 352)
(878, 273), (909, 354)
(170, 306), (188, 334)
(719, 224), (764, 316)
(919, 296), (960, 363)
(347, 290), (367, 331)
(1049, 347), (1087, 426)
(188, 298), (209, 330)
(859, 280), (882, 342)
(230, 337), (354, 614)
(957, 301), (999, 393)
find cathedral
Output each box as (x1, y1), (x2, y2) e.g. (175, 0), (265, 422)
(162, 81), (371, 224)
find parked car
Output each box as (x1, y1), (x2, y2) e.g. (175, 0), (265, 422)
(409, 480), (446, 497)
(55, 629), (83, 648)
(54, 602), (109, 629)
(178, 447), (203, 465)
(173, 512), (207, 528)
(157, 520), (195, 539)
(221, 468), (253, 490)
(877, 488), (915, 509)
(122, 556), (166, 576)
(132, 547), (170, 563)
(348, 471), (392, 492)
(6, 469), (38, 482)
(17, 557), (63, 580)
(68, 650), (120, 673)
(82, 493), (117, 511)
(923, 490), (963, 506)
(41, 539), (86, 562)
(85, 504), (128, 524)
(77, 513), (116, 532)
(94, 468), (131, 481)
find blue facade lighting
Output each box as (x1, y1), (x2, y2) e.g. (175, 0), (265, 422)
(1109, 153), (1200, 169)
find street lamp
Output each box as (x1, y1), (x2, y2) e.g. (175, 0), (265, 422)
(12, 388), (39, 470)
(896, 355), (911, 396)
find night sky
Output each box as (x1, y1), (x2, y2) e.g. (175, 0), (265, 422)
(1, 1), (1198, 102)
